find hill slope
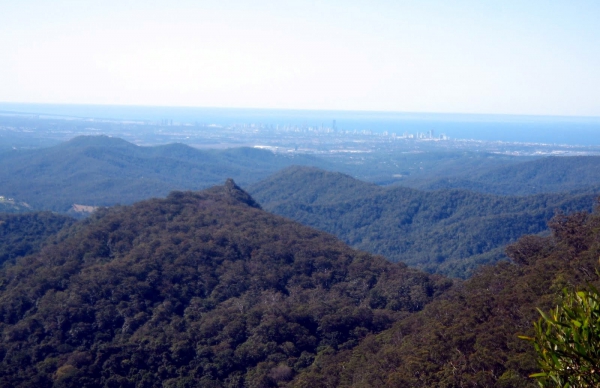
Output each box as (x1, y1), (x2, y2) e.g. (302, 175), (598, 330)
(249, 167), (598, 277)
(407, 155), (600, 195)
(0, 181), (448, 387)
(0, 212), (75, 266)
(290, 207), (600, 387)
(0, 136), (328, 212)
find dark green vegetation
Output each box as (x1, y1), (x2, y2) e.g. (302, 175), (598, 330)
(249, 166), (598, 277)
(2, 182), (599, 387)
(402, 155), (600, 196)
(0, 136), (328, 212)
(0, 212), (75, 266)
(290, 206), (600, 387)
(0, 181), (449, 387)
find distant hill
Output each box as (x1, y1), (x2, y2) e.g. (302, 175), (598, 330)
(404, 155), (600, 195)
(292, 208), (600, 387)
(0, 181), (448, 387)
(340, 150), (532, 186)
(249, 166), (599, 277)
(0, 136), (329, 212)
(0, 196), (33, 214)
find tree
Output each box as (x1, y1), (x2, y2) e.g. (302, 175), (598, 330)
(520, 286), (600, 387)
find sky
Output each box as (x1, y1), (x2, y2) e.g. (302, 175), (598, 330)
(1, 0), (600, 116)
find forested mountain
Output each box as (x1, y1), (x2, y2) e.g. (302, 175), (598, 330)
(0, 212), (75, 266)
(249, 166), (598, 277)
(0, 136), (328, 212)
(326, 150), (530, 186)
(291, 206), (600, 387)
(0, 181), (449, 387)
(403, 155), (600, 195)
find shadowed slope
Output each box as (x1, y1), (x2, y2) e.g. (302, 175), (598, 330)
(249, 166), (598, 277)
(291, 208), (600, 387)
(411, 156), (600, 195)
(0, 212), (75, 266)
(0, 181), (448, 387)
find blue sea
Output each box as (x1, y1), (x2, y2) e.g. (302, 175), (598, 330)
(1, 102), (600, 146)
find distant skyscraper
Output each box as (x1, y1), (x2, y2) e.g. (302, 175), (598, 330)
(332, 120), (337, 130)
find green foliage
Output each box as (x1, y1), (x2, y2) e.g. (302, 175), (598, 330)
(0, 181), (448, 387)
(289, 208), (600, 387)
(521, 286), (600, 387)
(250, 166), (597, 277)
(0, 212), (75, 266)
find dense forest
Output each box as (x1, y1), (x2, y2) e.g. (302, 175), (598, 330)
(2, 134), (600, 386)
(0, 181), (450, 387)
(249, 166), (598, 277)
(402, 155), (600, 195)
(0, 180), (599, 386)
(0, 212), (75, 266)
(290, 204), (600, 387)
(0, 136), (328, 212)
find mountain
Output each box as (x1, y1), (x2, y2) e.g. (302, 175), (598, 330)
(248, 166), (598, 277)
(0, 136), (329, 212)
(404, 155), (600, 195)
(0, 181), (449, 387)
(291, 208), (600, 387)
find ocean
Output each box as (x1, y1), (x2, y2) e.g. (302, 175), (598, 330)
(1, 102), (600, 146)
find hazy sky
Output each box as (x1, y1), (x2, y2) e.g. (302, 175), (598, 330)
(2, 0), (600, 116)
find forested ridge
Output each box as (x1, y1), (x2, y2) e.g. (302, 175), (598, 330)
(1, 179), (599, 387)
(291, 205), (600, 387)
(0, 136), (328, 212)
(249, 166), (598, 277)
(404, 155), (600, 195)
(0, 181), (449, 387)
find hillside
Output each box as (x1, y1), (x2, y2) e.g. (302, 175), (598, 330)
(404, 155), (600, 195)
(0, 181), (449, 387)
(290, 206), (600, 387)
(0, 212), (75, 266)
(0, 136), (329, 212)
(249, 166), (598, 277)
(322, 150), (530, 186)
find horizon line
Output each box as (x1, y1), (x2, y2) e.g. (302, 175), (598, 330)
(1, 101), (600, 121)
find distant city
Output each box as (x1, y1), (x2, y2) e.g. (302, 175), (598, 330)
(0, 113), (600, 162)
(2, 105), (600, 160)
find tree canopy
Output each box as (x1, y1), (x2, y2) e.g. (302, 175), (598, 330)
(0, 181), (449, 387)
(287, 206), (600, 387)
(249, 166), (597, 277)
